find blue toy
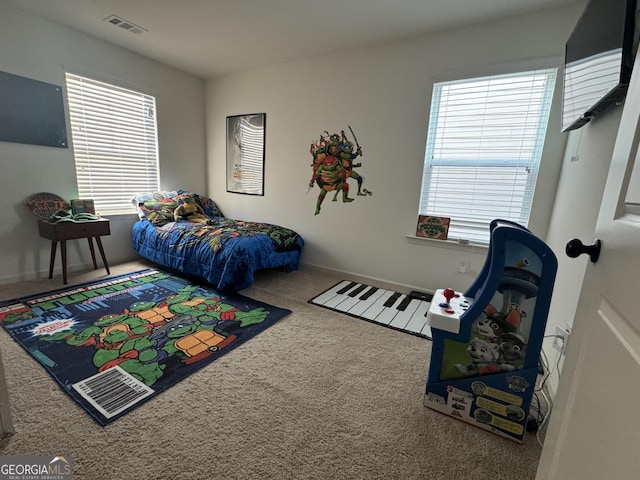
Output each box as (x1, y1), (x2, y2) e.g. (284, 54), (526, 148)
(424, 219), (557, 442)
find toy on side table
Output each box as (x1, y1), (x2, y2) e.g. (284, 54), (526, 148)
(424, 219), (557, 443)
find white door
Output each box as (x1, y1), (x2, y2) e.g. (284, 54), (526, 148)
(536, 50), (640, 479)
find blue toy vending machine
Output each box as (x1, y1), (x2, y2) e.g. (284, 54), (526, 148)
(424, 219), (557, 442)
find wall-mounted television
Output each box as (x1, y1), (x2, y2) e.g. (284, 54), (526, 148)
(561, 0), (637, 132)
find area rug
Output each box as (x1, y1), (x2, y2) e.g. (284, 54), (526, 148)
(309, 280), (433, 339)
(0, 269), (291, 426)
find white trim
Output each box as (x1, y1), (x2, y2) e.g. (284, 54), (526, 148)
(301, 262), (435, 296)
(405, 235), (489, 253)
(62, 64), (155, 97)
(430, 55), (563, 84)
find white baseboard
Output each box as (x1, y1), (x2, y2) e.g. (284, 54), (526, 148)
(0, 262), (92, 286)
(300, 261), (435, 295)
(1, 265), (112, 287)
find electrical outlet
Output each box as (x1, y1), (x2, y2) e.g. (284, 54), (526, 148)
(458, 260), (470, 274)
(553, 324), (571, 354)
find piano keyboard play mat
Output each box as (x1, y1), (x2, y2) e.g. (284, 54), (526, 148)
(309, 280), (433, 339)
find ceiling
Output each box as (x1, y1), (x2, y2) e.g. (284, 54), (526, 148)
(6, 0), (582, 79)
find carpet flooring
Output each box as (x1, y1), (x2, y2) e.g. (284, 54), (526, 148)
(0, 260), (542, 480)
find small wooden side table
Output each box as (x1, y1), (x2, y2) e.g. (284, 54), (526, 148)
(38, 218), (111, 284)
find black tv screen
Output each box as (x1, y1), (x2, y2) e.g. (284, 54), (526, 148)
(561, 0), (637, 132)
(0, 71), (68, 148)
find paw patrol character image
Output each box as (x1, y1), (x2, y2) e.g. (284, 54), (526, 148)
(476, 304), (521, 342)
(498, 332), (527, 371)
(454, 338), (499, 377)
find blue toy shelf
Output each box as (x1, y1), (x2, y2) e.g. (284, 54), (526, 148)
(424, 219), (557, 442)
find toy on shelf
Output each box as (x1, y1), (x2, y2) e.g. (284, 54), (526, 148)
(424, 219), (557, 443)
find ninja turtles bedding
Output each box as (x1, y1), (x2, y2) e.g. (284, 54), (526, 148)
(132, 190), (304, 291)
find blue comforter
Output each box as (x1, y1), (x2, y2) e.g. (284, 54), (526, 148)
(132, 218), (304, 291)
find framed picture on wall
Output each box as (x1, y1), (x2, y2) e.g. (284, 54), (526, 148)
(226, 113), (266, 195)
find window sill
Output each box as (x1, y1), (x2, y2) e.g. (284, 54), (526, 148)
(99, 210), (139, 220)
(405, 235), (489, 253)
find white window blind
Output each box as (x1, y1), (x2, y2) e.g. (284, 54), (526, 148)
(227, 113), (265, 195)
(236, 117), (264, 193)
(65, 73), (160, 212)
(419, 68), (557, 243)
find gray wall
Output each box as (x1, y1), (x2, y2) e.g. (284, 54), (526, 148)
(205, 5), (584, 292)
(0, 3), (207, 283)
(543, 107), (623, 395)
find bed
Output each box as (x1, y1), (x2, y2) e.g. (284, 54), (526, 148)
(131, 190), (304, 291)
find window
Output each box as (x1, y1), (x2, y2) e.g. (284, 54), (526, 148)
(418, 68), (557, 243)
(65, 73), (160, 212)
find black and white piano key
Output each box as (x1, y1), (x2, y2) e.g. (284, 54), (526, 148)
(315, 282), (374, 311)
(322, 283), (364, 309)
(330, 284), (377, 312)
(311, 280), (354, 305)
(360, 290), (398, 321)
(347, 287), (385, 316)
(388, 297), (422, 329)
(310, 281), (432, 339)
(332, 292), (363, 312)
(404, 300), (430, 334)
(420, 323), (432, 339)
(372, 293), (407, 325)
(346, 283), (369, 298)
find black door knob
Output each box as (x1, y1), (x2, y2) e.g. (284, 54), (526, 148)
(566, 238), (601, 263)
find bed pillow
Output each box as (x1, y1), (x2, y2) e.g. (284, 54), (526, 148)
(132, 190), (224, 226)
(192, 193), (224, 218)
(132, 191), (178, 226)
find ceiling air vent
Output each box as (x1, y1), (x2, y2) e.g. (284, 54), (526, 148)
(104, 15), (148, 35)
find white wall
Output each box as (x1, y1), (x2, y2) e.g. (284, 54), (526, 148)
(205, 5), (584, 293)
(0, 3), (207, 284)
(542, 106), (623, 396)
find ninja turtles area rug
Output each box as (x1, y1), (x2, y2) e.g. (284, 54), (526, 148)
(0, 269), (290, 426)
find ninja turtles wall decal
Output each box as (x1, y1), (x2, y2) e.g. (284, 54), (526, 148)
(307, 126), (372, 215)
